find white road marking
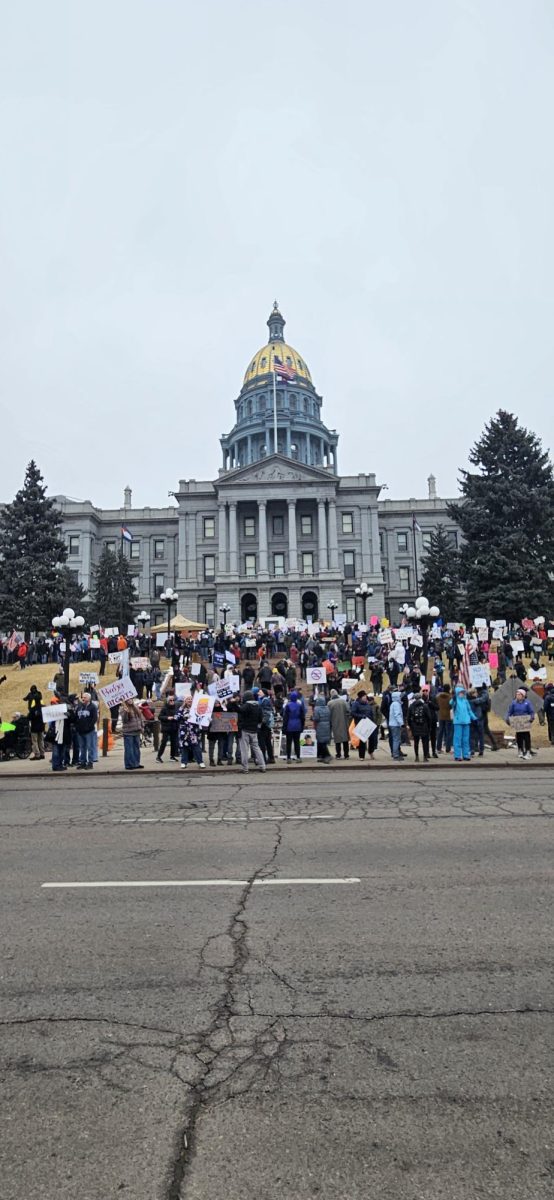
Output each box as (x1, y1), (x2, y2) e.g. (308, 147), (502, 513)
(113, 814), (342, 823)
(42, 877), (360, 889)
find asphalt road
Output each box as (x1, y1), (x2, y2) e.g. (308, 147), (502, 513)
(1, 769), (553, 1200)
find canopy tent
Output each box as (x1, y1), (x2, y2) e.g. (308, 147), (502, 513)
(149, 615), (208, 635)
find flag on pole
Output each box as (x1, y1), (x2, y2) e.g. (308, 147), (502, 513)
(121, 526), (133, 542)
(459, 641), (473, 691)
(273, 355), (296, 381)
(412, 513), (422, 533)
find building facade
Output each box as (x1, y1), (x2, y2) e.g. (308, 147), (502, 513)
(55, 305), (460, 625)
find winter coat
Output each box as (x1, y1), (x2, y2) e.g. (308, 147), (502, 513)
(328, 696), (350, 742)
(351, 698), (376, 725)
(121, 706), (144, 735)
(235, 693), (262, 734)
(282, 696), (305, 734)
(407, 698), (432, 737)
(437, 692), (453, 720)
(313, 697), (331, 743)
(159, 701), (179, 732)
(74, 702), (98, 734)
(450, 687), (477, 725)
(388, 692), (404, 728)
(506, 699), (535, 723)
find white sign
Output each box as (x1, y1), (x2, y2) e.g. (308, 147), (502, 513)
(104, 627), (119, 637)
(156, 633), (167, 647)
(341, 678), (357, 691)
(230, 674), (240, 693)
(378, 629), (393, 645)
(79, 672), (99, 686)
(225, 650), (236, 665)
(354, 717), (377, 742)
(392, 645), (406, 665)
(335, 613), (347, 625)
(528, 667), (547, 680)
(190, 662), (201, 677)
(510, 640), (524, 654)
(189, 691), (216, 728)
(41, 703), (67, 723)
(470, 664), (491, 687)
(410, 633), (423, 648)
(245, 637), (257, 647)
(90, 624), (99, 633)
(127, 624), (137, 636)
(108, 651), (124, 664)
(216, 677), (234, 701)
(98, 678), (138, 707)
(394, 626), (413, 641)
(175, 682), (192, 699)
(89, 637), (100, 649)
(307, 666), (327, 685)
(477, 629), (489, 641)
(474, 618), (487, 628)
(548, 630), (554, 638)
(130, 657), (149, 669)
(47, 680), (57, 691)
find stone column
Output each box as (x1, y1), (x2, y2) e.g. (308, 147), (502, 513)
(306, 432), (311, 465)
(288, 499), (298, 574)
(218, 504), (227, 575)
(370, 505), (383, 577)
(360, 507), (372, 576)
(318, 499), (328, 571)
(327, 498), (339, 571)
(187, 512), (197, 583)
(258, 499), (268, 576)
(177, 512), (187, 586)
(142, 535), (151, 598)
(229, 502), (238, 576)
(285, 427), (291, 458)
(81, 531), (91, 594)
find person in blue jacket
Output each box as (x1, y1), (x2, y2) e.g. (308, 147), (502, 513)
(282, 690), (306, 763)
(506, 687), (535, 760)
(450, 685), (477, 762)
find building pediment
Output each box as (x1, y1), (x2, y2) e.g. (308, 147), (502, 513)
(217, 454), (336, 488)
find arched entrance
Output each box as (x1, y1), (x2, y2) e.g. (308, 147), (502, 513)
(271, 591), (288, 618)
(302, 590), (318, 620)
(241, 593), (257, 622)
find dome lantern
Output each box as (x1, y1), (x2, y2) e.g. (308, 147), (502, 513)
(267, 300), (285, 343)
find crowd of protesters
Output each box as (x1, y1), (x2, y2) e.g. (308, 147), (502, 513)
(1, 614), (553, 770)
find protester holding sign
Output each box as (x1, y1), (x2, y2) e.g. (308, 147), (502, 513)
(156, 696), (180, 762)
(506, 689), (535, 760)
(121, 700), (145, 769)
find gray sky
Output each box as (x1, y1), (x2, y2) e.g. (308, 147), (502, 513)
(2, 0), (553, 509)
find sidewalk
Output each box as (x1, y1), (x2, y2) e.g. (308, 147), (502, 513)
(2, 742), (553, 777)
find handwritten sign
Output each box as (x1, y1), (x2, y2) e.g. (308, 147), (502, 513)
(130, 657), (149, 669)
(41, 703), (67, 723)
(79, 672), (99, 686)
(98, 678), (138, 707)
(108, 651), (124, 664)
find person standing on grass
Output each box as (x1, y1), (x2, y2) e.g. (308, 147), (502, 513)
(506, 688), (535, 760)
(121, 699), (145, 769)
(450, 685), (477, 762)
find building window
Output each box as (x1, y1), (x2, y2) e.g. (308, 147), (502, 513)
(399, 566), (411, 592)
(131, 574), (140, 593)
(203, 517), (215, 539)
(346, 597), (356, 622)
(204, 555), (215, 582)
(379, 531), (385, 554)
(204, 600), (215, 626)
(397, 532), (408, 552)
(154, 538), (165, 560)
(301, 515), (312, 536)
(244, 517), (255, 537)
(154, 573), (164, 596)
(273, 552), (285, 576)
(421, 531), (432, 551)
(130, 539), (140, 559)
(344, 550), (355, 579)
(447, 530), (458, 548)
(273, 515), (284, 536)
(68, 534), (79, 556)
(245, 554), (256, 577)
(341, 512), (353, 535)
(302, 552), (314, 575)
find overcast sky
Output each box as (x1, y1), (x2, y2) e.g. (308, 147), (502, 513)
(1, 1), (553, 510)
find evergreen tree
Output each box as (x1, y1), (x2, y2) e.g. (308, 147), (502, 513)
(48, 565), (88, 626)
(419, 525), (461, 621)
(0, 460), (67, 637)
(89, 545), (138, 627)
(448, 410), (554, 622)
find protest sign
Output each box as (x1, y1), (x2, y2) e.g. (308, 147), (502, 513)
(508, 714), (534, 731)
(79, 672), (99, 686)
(120, 649), (130, 677)
(354, 718), (377, 741)
(213, 652), (225, 668)
(470, 664), (491, 688)
(98, 678), (137, 707)
(189, 692), (215, 728)
(549, 630), (554, 638)
(528, 667), (547, 680)
(477, 629), (489, 641)
(156, 633), (167, 647)
(174, 682), (192, 700)
(395, 626), (413, 640)
(47, 681), (57, 692)
(130, 657), (149, 669)
(521, 618), (535, 631)
(90, 625), (99, 633)
(109, 651), (123, 664)
(337, 660), (352, 673)
(104, 627), (119, 637)
(341, 678), (357, 691)
(474, 618), (487, 628)
(210, 712), (238, 735)
(488, 652), (499, 669)
(225, 650), (236, 665)
(245, 638), (257, 648)
(307, 666), (326, 685)
(352, 655), (365, 667)
(191, 663), (201, 677)
(393, 645), (406, 665)
(229, 674), (240, 693)
(89, 637), (100, 649)
(378, 629), (393, 645)
(510, 640), (524, 654)
(127, 624), (137, 637)
(41, 703), (67, 723)
(410, 633), (423, 648)
(335, 613), (347, 625)
(216, 677), (234, 701)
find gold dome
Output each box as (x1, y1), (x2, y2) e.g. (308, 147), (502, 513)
(243, 342), (312, 388)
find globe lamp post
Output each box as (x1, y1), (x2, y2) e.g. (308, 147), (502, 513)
(52, 607), (85, 697)
(327, 600), (337, 625)
(355, 582), (373, 624)
(405, 596), (440, 677)
(160, 588), (178, 648)
(219, 604), (231, 632)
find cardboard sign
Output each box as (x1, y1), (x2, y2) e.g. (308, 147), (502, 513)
(210, 711), (238, 734)
(470, 664), (491, 688)
(510, 640), (524, 654)
(191, 663), (201, 677)
(508, 714), (534, 731)
(341, 678), (357, 691)
(41, 703), (68, 722)
(98, 678), (138, 707)
(108, 651), (124, 664)
(307, 666), (326, 685)
(130, 657), (149, 669)
(354, 718), (377, 741)
(410, 633), (423, 648)
(79, 672), (99, 686)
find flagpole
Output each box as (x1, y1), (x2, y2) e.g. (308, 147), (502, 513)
(272, 366), (278, 455)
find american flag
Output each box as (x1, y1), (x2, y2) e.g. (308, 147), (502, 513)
(273, 355), (296, 381)
(459, 639), (476, 691)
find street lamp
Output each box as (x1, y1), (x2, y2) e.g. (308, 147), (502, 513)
(136, 610), (150, 632)
(52, 607), (85, 697)
(219, 604), (231, 632)
(405, 595), (440, 676)
(399, 603), (410, 619)
(355, 582), (373, 624)
(160, 587), (178, 647)
(327, 600), (337, 624)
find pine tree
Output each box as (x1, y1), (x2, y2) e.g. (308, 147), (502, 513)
(89, 545), (138, 627)
(448, 410), (554, 622)
(0, 461), (67, 637)
(419, 525), (461, 620)
(48, 565), (88, 626)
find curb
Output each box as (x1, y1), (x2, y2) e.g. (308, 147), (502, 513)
(2, 759), (551, 780)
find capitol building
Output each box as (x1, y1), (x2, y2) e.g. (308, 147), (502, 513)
(57, 304), (460, 626)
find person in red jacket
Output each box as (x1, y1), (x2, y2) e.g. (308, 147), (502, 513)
(17, 641), (28, 670)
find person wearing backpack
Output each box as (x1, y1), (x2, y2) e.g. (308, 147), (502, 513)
(258, 688), (276, 764)
(407, 692), (432, 762)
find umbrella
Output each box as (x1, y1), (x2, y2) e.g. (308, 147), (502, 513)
(0, 722), (16, 732)
(149, 614), (208, 635)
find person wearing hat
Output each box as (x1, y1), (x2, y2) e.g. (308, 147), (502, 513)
(506, 688), (535, 760)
